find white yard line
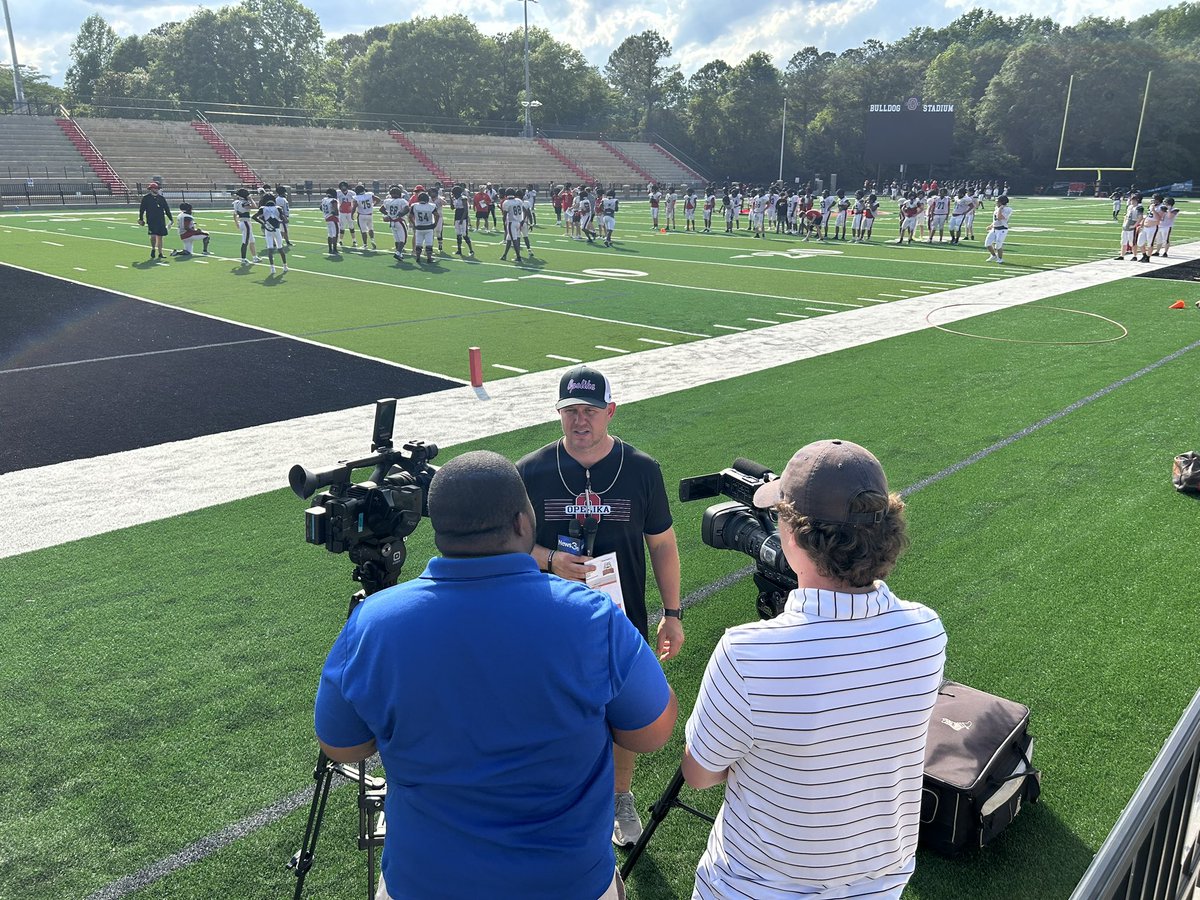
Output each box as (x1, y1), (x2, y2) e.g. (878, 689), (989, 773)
(545, 354), (582, 363)
(595, 344), (630, 353)
(492, 364), (528, 373)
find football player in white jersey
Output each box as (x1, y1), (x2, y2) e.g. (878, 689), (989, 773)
(985, 195), (1012, 263)
(648, 185), (662, 229)
(600, 189), (619, 247)
(1117, 194), (1143, 260)
(523, 184), (538, 227)
(1136, 194), (1164, 262)
(819, 190), (836, 241)
(450, 185), (474, 257)
(577, 186), (597, 243)
(319, 188), (340, 256)
(410, 190), (439, 264)
(664, 187), (677, 231)
(832, 190), (849, 241)
(500, 188), (526, 262)
(232, 188), (260, 264)
(948, 189), (972, 244)
(703, 189), (715, 233)
(1155, 197), (1179, 257)
(336, 181), (358, 250)
(251, 193), (287, 275)
(382, 185), (410, 261)
(683, 188), (697, 232)
(172, 203), (210, 256)
(353, 183), (380, 251)
(929, 190), (950, 243)
(431, 186), (448, 255)
(272, 185), (293, 247)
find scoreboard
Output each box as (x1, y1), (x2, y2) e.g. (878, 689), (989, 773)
(864, 97), (955, 165)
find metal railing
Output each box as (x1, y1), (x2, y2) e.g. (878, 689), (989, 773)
(1071, 685), (1200, 900)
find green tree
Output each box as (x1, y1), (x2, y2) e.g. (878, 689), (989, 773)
(604, 30), (679, 135)
(491, 27), (612, 130)
(66, 14), (119, 105)
(0, 64), (65, 107)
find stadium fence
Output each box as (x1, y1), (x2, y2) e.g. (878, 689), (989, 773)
(1070, 684), (1200, 900)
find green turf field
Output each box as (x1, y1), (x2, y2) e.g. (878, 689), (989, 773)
(1, 198), (1198, 900)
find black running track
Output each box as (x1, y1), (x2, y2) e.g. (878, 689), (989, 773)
(0, 266), (460, 474)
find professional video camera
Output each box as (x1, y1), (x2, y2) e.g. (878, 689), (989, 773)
(679, 458), (795, 619)
(286, 398), (439, 900)
(288, 398), (438, 598)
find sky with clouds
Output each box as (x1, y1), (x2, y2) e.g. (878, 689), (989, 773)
(3, 0), (1175, 86)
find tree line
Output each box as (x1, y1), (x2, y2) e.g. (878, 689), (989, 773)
(31, 1), (1200, 187)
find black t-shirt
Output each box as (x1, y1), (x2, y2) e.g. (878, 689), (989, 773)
(516, 438), (672, 638)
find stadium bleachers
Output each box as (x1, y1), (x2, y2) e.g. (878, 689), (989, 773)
(410, 132), (578, 189)
(609, 140), (701, 187)
(214, 123), (435, 190)
(0, 116), (93, 182)
(550, 138), (646, 186)
(76, 117), (239, 188)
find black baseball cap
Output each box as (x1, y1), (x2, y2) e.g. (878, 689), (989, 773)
(556, 365), (612, 411)
(753, 439), (888, 525)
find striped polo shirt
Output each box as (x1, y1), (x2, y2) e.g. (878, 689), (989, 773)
(685, 582), (946, 899)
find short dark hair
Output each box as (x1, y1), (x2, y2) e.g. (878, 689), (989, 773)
(777, 492), (909, 587)
(427, 451), (531, 555)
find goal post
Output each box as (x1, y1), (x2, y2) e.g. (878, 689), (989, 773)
(1056, 71), (1152, 186)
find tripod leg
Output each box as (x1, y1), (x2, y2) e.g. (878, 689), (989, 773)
(289, 752), (337, 900)
(620, 766), (687, 879)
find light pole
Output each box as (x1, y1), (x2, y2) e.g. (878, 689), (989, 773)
(521, 99), (542, 138)
(521, 0), (539, 138)
(778, 96), (787, 182)
(1, 0), (26, 113)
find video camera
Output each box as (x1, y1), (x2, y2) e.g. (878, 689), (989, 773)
(679, 458), (795, 619)
(288, 398), (439, 598)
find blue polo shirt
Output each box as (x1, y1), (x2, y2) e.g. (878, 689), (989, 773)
(315, 552), (670, 900)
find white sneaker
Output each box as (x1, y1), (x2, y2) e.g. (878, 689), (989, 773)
(270, 267), (276, 275)
(282, 265), (288, 272)
(613, 792), (643, 847)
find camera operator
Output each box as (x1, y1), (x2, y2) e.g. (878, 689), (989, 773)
(314, 451), (677, 900)
(682, 440), (946, 900)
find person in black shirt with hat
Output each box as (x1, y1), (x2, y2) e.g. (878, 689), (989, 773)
(137, 182), (172, 259)
(516, 364), (683, 850)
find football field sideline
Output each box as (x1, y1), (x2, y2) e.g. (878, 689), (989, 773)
(5, 240), (1196, 559)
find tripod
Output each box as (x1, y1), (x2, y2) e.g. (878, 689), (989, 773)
(287, 562), (396, 900)
(620, 766), (715, 879)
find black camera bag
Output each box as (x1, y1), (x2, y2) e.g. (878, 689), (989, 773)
(919, 680), (1041, 855)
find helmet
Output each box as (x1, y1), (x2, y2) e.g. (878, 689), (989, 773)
(179, 202), (192, 213)
(235, 188), (250, 199)
(326, 187), (337, 197)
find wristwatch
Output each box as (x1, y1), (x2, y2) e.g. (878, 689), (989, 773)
(663, 608), (683, 621)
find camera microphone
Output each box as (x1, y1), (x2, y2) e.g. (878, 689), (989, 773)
(732, 458), (774, 479)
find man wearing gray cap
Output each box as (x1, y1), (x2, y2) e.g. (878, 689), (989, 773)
(314, 451), (677, 900)
(517, 365), (684, 848)
(681, 440), (946, 900)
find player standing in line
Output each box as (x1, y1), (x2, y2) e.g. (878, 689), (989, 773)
(171, 203), (210, 257)
(578, 186), (598, 243)
(449, 186), (475, 257)
(985, 194), (1012, 264)
(1154, 197), (1178, 257)
(519, 190), (536, 256)
(271, 185), (293, 247)
(830, 190), (848, 241)
(499, 188), (525, 263)
(353, 183), (380, 251)
(818, 189), (834, 241)
(601, 189), (619, 248)
(683, 188), (697, 232)
(702, 188), (715, 233)
(860, 193), (879, 242)
(429, 187), (448, 255)
(232, 188), (260, 264)
(664, 186), (677, 231)
(553, 185), (564, 226)
(320, 188), (340, 256)
(929, 189), (951, 243)
(897, 192), (921, 244)
(1116, 194), (1143, 260)
(948, 189), (971, 244)
(850, 191), (865, 242)
(336, 181), (358, 250)
(524, 184), (538, 227)
(1136, 194), (1163, 263)
(382, 185), (410, 262)
(963, 189), (980, 240)
(648, 184), (662, 230)
(774, 191), (788, 235)
(721, 190), (733, 233)
(410, 190), (439, 264)
(251, 193), (288, 275)
(486, 183), (500, 232)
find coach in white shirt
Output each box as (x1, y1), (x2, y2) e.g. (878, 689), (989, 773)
(683, 439), (947, 900)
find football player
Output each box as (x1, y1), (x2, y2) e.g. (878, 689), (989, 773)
(382, 185), (410, 261)
(354, 183), (380, 251)
(274, 184), (293, 246)
(233, 188), (259, 264)
(1155, 197), (1178, 257)
(337, 181), (358, 250)
(985, 195), (1012, 264)
(251, 193), (287, 275)
(410, 190), (439, 264)
(578, 186), (597, 243)
(320, 188), (340, 256)
(499, 188), (525, 262)
(601, 189), (619, 248)
(450, 185), (474, 256)
(648, 184), (662, 229)
(172, 202), (210, 256)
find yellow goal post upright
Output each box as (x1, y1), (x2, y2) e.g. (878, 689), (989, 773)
(1056, 71), (1152, 193)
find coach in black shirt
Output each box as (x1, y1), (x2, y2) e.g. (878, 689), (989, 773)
(137, 181), (172, 260)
